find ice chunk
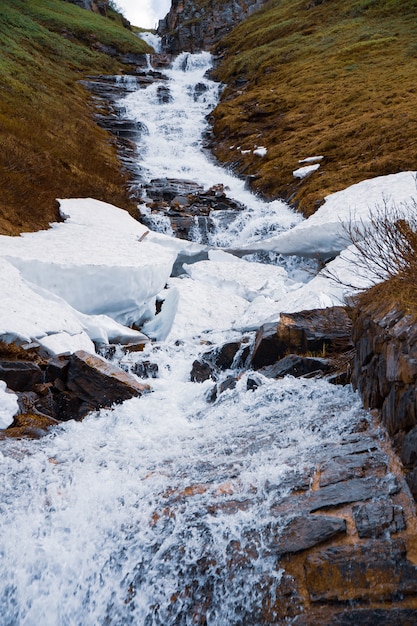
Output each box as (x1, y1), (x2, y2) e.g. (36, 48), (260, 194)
(184, 252), (289, 302)
(0, 199), (177, 328)
(0, 381), (18, 429)
(142, 287), (180, 341)
(167, 276), (247, 340)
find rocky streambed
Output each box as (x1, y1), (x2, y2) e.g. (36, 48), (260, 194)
(2, 48), (417, 624)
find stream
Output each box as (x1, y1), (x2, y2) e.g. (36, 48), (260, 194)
(0, 50), (373, 625)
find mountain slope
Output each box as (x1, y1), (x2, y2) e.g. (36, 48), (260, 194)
(208, 0), (417, 215)
(0, 0), (151, 235)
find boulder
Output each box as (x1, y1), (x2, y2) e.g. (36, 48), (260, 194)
(0, 361), (44, 392)
(258, 354), (330, 379)
(251, 307), (352, 370)
(66, 350), (150, 416)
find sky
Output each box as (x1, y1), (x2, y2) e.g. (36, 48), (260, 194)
(114, 0), (171, 29)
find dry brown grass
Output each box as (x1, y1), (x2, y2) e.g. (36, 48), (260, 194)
(0, 0), (151, 235)
(210, 0), (417, 216)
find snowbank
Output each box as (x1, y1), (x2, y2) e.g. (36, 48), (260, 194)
(239, 172), (417, 259)
(0, 199), (190, 353)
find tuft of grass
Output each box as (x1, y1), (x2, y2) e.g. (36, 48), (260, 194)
(0, 0), (152, 235)
(210, 0), (417, 216)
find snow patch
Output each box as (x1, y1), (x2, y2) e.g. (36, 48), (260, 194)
(293, 163), (321, 179)
(0, 381), (18, 429)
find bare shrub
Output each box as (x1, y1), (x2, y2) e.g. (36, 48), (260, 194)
(323, 188), (417, 310)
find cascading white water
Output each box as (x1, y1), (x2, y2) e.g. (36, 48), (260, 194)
(122, 51), (301, 249)
(0, 50), (372, 625)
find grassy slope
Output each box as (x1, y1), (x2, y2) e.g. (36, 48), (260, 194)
(0, 0), (151, 235)
(211, 0), (417, 216)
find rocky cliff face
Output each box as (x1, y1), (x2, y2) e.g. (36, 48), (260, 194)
(64, 0), (109, 16)
(352, 300), (417, 501)
(157, 0), (268, 53)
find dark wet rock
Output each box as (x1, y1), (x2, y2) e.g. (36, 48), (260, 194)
(329, 609), (417, 626)
(144, 178), (204, 202)
(305, 539), (417, 603)
(156, 84), (173, 104)
(259, 354), (330, 379)
(131, 361), (159, 379)
(264, 515), (346, 555)
(353, 500), (405, 538)
(246, 374), (262, 391)
(158, 0), (269, 53)
(191, 360), (214, 383)
(352, 301), (417, 503)
(401, 424), (417, 467)
(251, 307), (352, 369)
(218, 375), (238, 394)
(67, 350), (149, 416)
(318, 450), (387, 487)
(208, 375), (239, 402)
(143, 181), (245, 241)
(0, 361), (43, 392)
(272, 477), (390, 515)
(191, 340), (250, 383)
(45, 355), (70, 384)
(405, 467), (417, 499)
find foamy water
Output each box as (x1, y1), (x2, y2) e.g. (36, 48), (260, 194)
(0, 49), (369, 625)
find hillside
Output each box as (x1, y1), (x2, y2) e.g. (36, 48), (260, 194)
(0, 0), (151, 235)
(207, 0), (417, 215)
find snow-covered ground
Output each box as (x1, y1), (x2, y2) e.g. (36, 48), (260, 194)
(1, 171), (415, 426)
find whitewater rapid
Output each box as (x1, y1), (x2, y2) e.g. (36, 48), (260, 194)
(1, 50), (372, 625)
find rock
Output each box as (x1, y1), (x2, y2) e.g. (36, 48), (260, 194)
(304, 539), (417, 603)
(191, 340), (250, 382)
(272, 477), (388, 515)
(158, 0), (269, 53)
(66, 350), (150, 418)
(64, 0), (109, 16)
(45, 355), (70, 383)
(144, 178), (204, 202)
(0, 412), (58, 440)
(131, 361), (159, 379)
(259, 354), (330, 379)
(0, 361), (44, 392)
(191, 360), (214, 383)
(218, 376), (238, 394)
(328, 609), (417, 626)
(401, 425), (417, 467)
(251, 307), (352, 370)
(405, 467), (417, 499)
(156, 85), (173, 104)
(295, 608), (417, 625)
(263, 515), (346, 555)
(142, 180), (245, 241)
(318, 451), (387, 487)
(353, 500), (405, 538)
